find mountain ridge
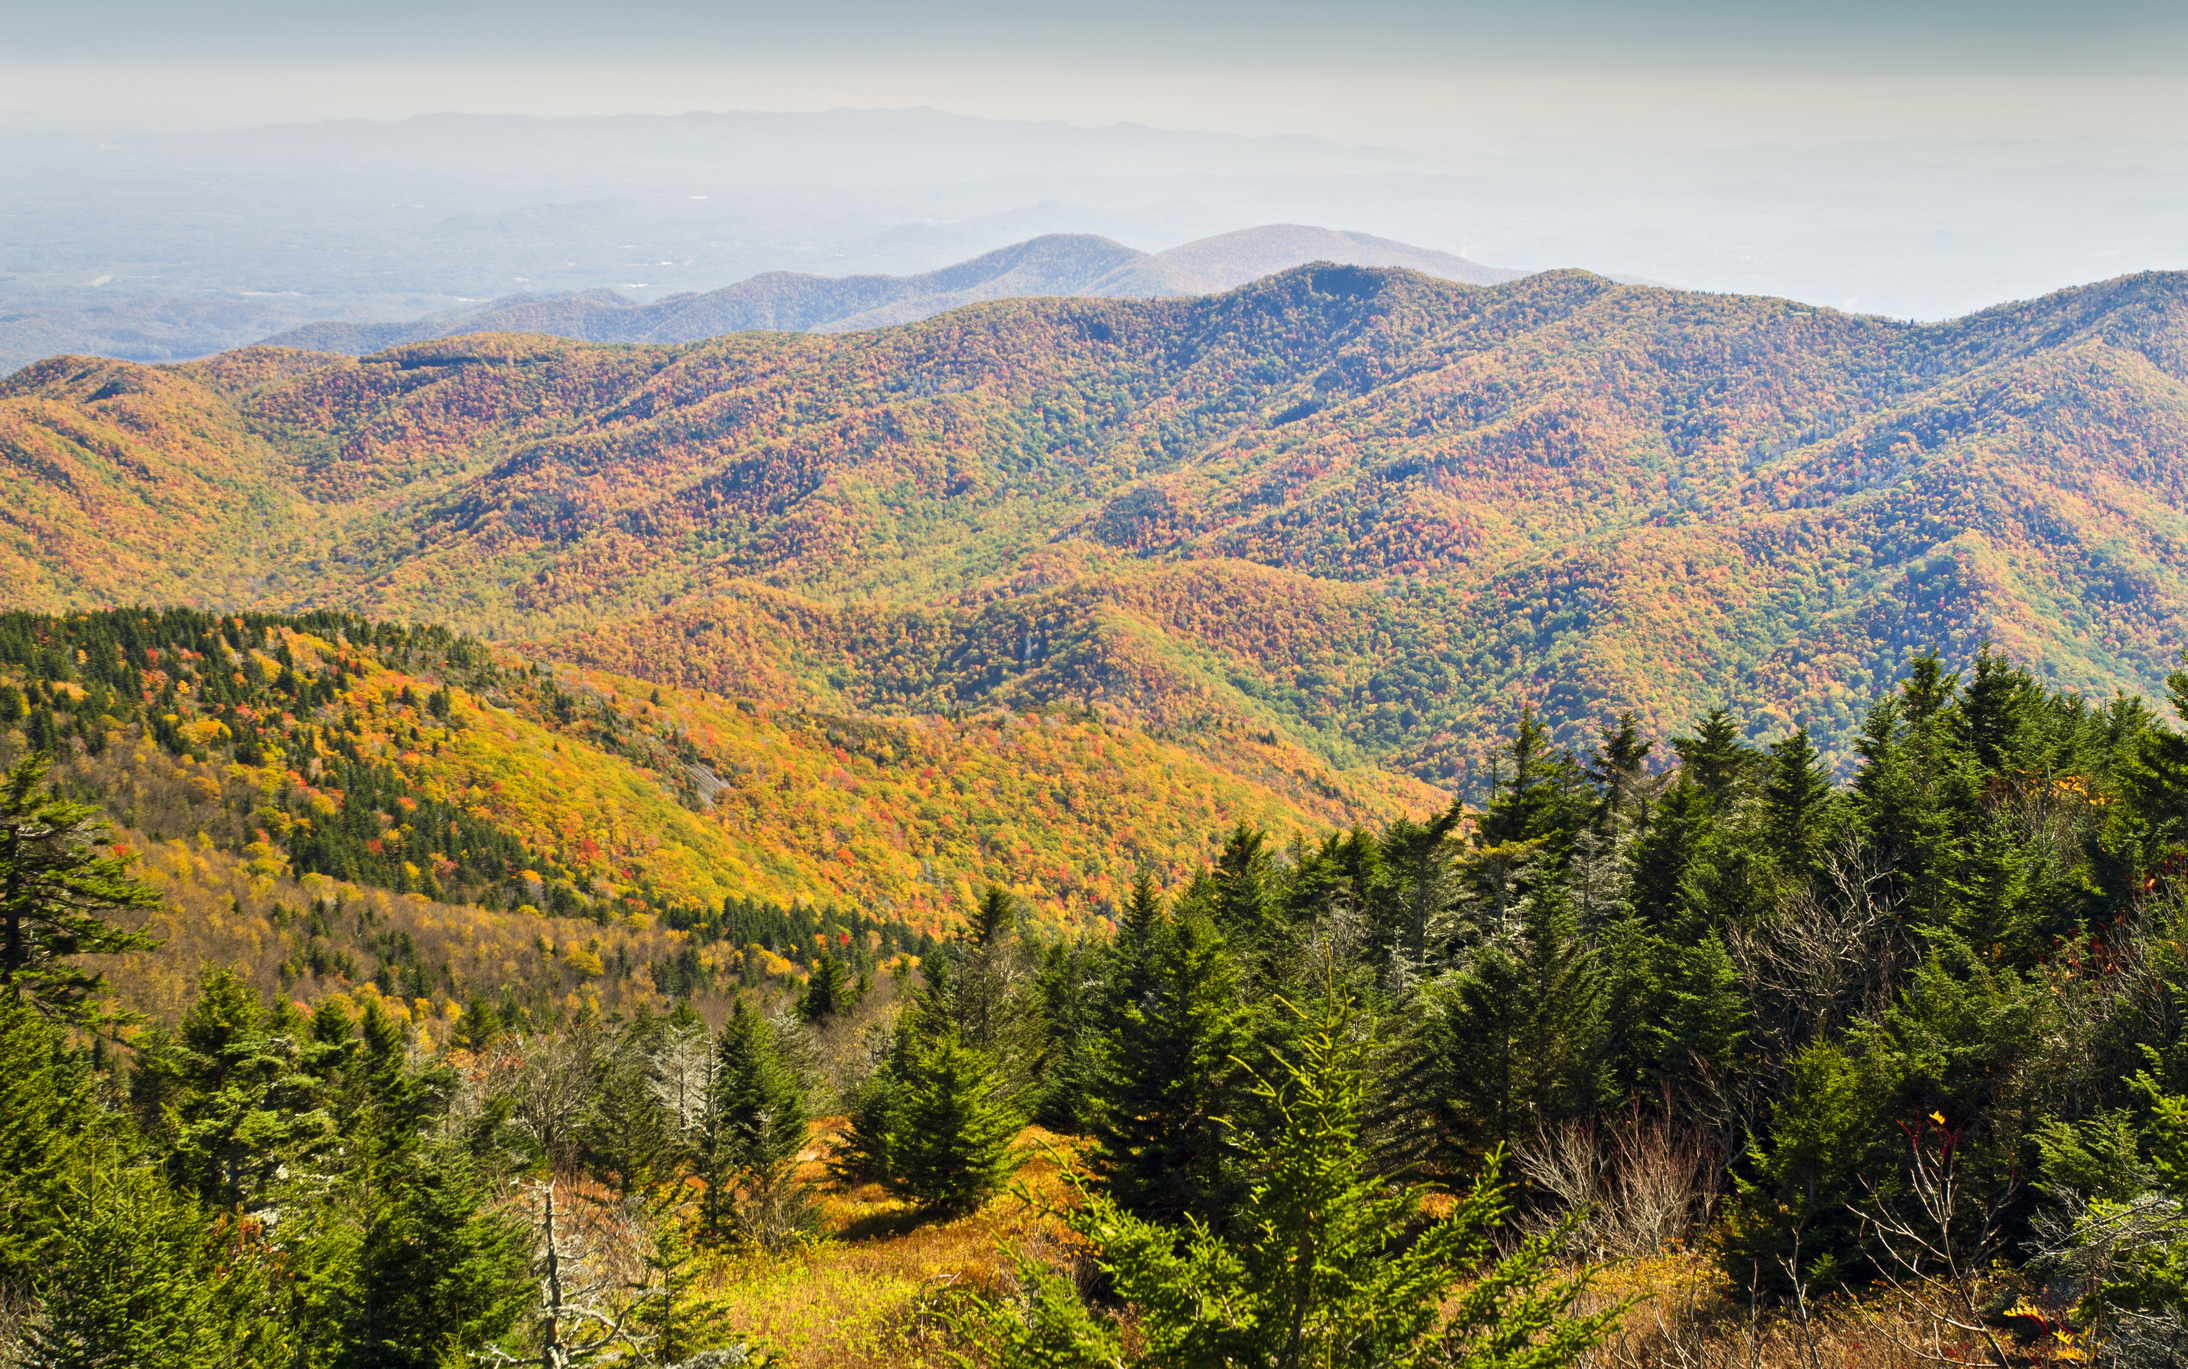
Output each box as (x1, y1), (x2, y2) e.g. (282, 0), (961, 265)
(256, 225), (1527, 354)
(6, 263), (2186, 796)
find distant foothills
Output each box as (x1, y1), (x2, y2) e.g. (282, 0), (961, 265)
(255, 225), (1526, 355)
(0, 224), (1532, 375)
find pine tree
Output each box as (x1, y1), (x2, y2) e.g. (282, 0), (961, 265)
(701, 1001), (811, 1246)
(1588, 711), (1656, 829)
(884, 1026), (1022, 1216)
(0, 752), (161, 1025)
(800, 953), (852, 1024)
(1672, 707), (1751, 809)
(1184, 822), (1281, 951)
(0, 989), (98, 1292)
(1027, 939), (1102, 1133)
(1764, 726), (1836, 887)
(26, 1165), (292, 1369)
(131, 970), (333, 1211)
(1118, 866), (1164, 950)
(1377, 806), (1461, 972)
(1426, 889), (1604, 1156)
(1086, 909), (1250, 1225)
(580, 1038), (677, 1199)
(956, 983), (1623, 1369)
(970, 885), (1018, 947)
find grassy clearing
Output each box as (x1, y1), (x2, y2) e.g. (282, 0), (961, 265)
(704, 1121), (1083, 1368)
(712, 1131), (2090, 1368)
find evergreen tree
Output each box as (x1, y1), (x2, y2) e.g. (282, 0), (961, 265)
(884, 1025), (1022, 1215)
(1426, 889), (1604, 1157)
(580, 1037), (677, 1199)
(1671, 707), (1751, 809)
(800, 953), (853, 1024)
(701, 1001), (811, 1245)
(970, 885), (1018, 947)
(0, 990), (99, 1292)
(26, 1165), (292, 1369)
(1117, 866), (1164, 950)
(0, 753), (161, 1024)
(1763, 726), (1836, 887)
(1587, 711), (1656, 829)
(1377, 808), (1461, 972)
(957, 984), (1623, 1369)
(1087, 908), (1250, 1225)
(1185, 822), (1282, 951)
(131, 970), (333, 1211)
(1026, 939), (1102, 1133)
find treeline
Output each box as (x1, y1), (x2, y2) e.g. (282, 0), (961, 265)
(0, 607), (939, 972)
(823, 645), (2188, 1356)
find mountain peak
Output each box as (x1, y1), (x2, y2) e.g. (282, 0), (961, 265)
(251, 225), (1531, 355)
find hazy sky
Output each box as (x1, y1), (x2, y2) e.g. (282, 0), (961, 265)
(7, 0), (2186, 146)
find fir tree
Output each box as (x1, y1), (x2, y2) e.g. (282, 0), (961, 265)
(131, 970), (333, 1211)
(1764, 726), (1836, 887)
(800, 953), (852, 1024)
(1587, 711), (1656, 829)
(957, 983), (1623, 1368)
(26, 1165), (292, 1369)
(0, 752), (161, 1025)
(0, 989), (98, 1292)
(701, 1001), (811, 1245)
(1672, 707), (1751, 810)
(1087, 908), (1250, 1225)
(884, 1026), (1022, 1216)
(1426, 889), (1604, 1156)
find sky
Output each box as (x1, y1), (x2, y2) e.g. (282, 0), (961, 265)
(7, 0), (2188, 146)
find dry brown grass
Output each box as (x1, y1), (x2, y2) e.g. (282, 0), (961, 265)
(698, 1120), (1086, 1368)
(696, 1139), (2095, 1369)
(1574, 1250), (2090, 1369)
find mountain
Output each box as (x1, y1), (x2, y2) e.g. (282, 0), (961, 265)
(7, 264), (2188, 801)
(255, 226), (1525, 353)
(1091, 224), (1525, 297)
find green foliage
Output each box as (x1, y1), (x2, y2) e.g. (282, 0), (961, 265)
(883, 1010), (1024, 1215)
(0, 751), (160, 1024)
(702, 1000), (816, 1248)
(24, 1167), (291, 1369)
(1086, 905), (1250, 1225)
(1422, 890), (1605, 1158)
(957, 984), (1624, 1368)
(0, 991), (100, 1292)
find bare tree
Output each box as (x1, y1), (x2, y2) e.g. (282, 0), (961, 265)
(1731, 837), (1916, 1083)
(1519, 1101), (1721, 1260)
(648, 1021), (716, 1142)
(485, 1031), (660, 1368)
(2031, 1187), (2188, 1366)
(1856, 1115), (2017, 1369)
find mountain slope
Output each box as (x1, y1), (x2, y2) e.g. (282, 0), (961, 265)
(0, 609), (1431, 946)
(255, 226), (1522, 353)
(8, 265), (2188, 790)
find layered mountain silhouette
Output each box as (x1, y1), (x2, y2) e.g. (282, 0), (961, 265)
(257, 225), (1525, 353)
(10, 263), (2186, 794)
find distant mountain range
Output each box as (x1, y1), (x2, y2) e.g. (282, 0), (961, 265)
(9, 262), (2186, 801)
(257, 225), (1526, 353)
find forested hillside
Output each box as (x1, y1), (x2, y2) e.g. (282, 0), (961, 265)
(5, 264), (2185, 795)
(14, 641), (2188, 1364)
(0, 607), (1426, 1028)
